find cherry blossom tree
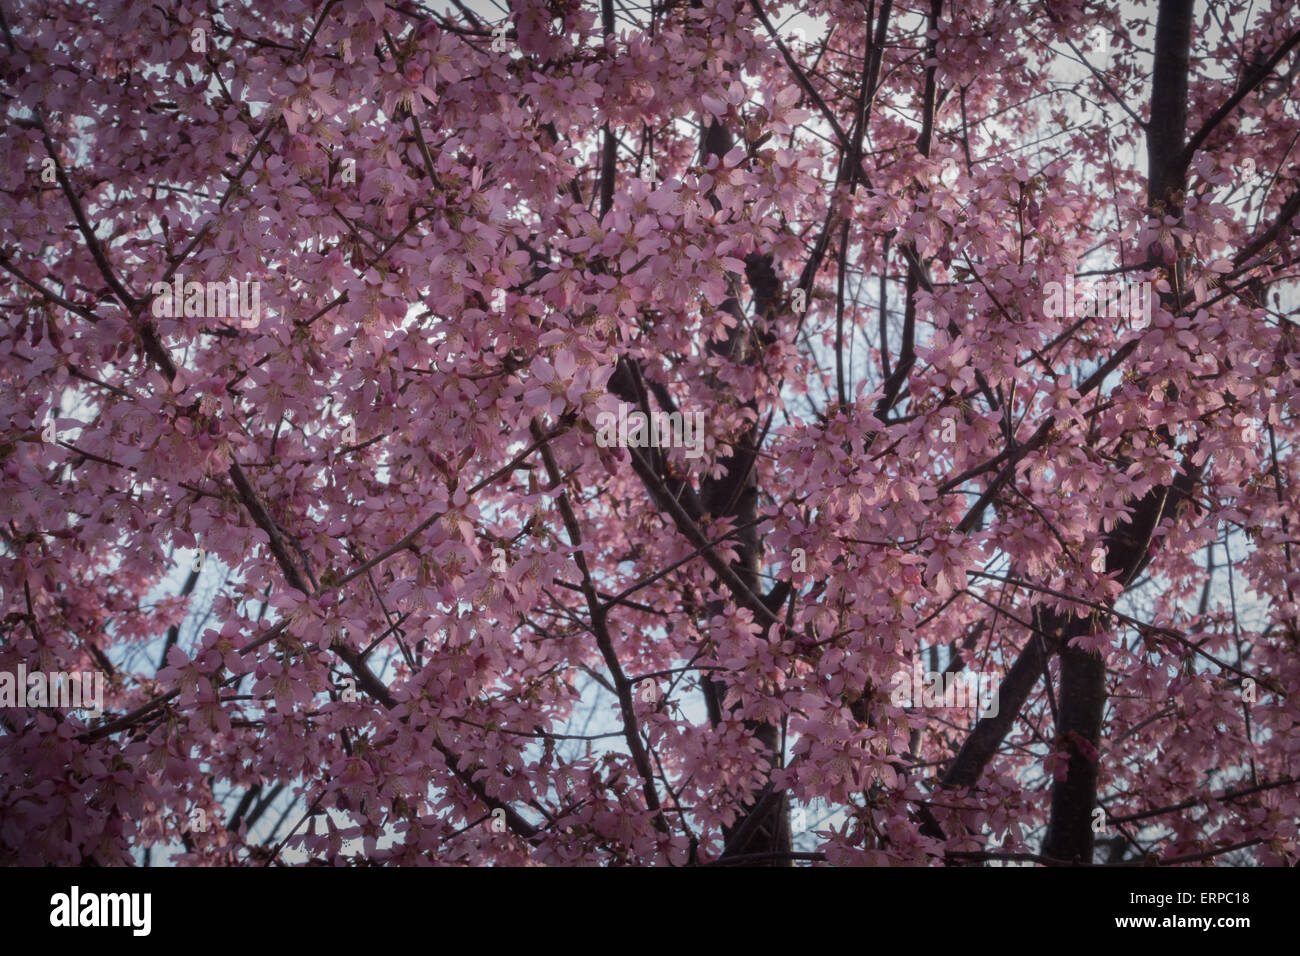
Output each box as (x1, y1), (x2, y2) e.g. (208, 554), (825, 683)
(2, 0), (1298, 866)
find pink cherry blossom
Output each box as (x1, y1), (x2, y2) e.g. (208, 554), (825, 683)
(1, 0), (1298, 870)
